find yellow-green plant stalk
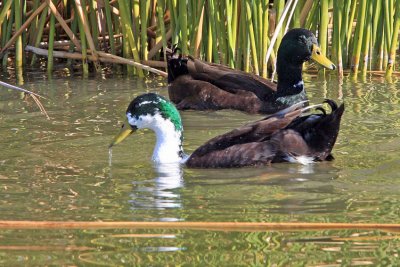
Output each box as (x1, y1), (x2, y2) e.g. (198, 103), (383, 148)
(66, 13), (78, 67)
(304, 0), (318, 30)
(156, 0), (167, 63)
(319, 0), (329, 56)
(344, 0), (357, 52)
(167, 0), (179, 45)
(240, 0), (249, 72)
(361, 0), (373, 75)
(231, 0), (238, 53)
(132, 0), (140, 51)
(261, 0), (269, 78)
(252, 0), (260, 64)
(178, 0), (188, 55)
(47, 11), (56, 72)
(207, 0), (219, 63)
(140, 0), (149, 60)
(206, 13), (212, 62)
(28, 0), (40, 45)
(118, 0), (144, 76)
(217, 1), (228, 64)
(351, 0), (367, 73)
(385, 0), (400, 77)
(193, 2), (205, 58)
(338, 0), (351, 67)
(274, 0), (285, 50)
(332, 0), (343, 76)
(246, 0), (259, 75)
(2, 5), (14, 67)
(225, 0), (235, 67)
(371, 0), (382, 69)
(103, 0), (116, 54)
(14, 0), (23, 67)
(0, 14), (7, 47)
(0, 0), (13, 37)
(31, 7), (49, 66)
(88, 1), (98, 49)
(383, 0), (392, 55)
(257, 0), (264, 65)
(291, 0), (301, 28)
(236, 1), (245, 69)
(75, 4), (89, 76)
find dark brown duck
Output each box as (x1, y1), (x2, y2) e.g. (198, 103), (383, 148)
(168, 28), (336, 114)
(110, 93), (344, 168)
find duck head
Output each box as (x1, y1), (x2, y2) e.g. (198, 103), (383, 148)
(278, 28), (335, 70)
(275, 28), (335, 100)
(110, 93), (185, 164)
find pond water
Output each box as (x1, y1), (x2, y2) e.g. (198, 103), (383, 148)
(0, 68), (399, 265)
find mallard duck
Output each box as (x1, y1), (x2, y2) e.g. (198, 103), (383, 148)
(167, 28), (336, 114)
(110, 93), (344, 168)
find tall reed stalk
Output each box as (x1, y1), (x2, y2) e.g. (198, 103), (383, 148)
(386, 0), (400, 77)
(0, 0), (399, 78)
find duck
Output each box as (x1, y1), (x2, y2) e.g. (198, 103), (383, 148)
(167, 28), (336, 114)
(109, 93), (344, 168)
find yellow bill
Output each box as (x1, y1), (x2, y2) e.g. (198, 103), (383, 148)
(311, 44), (336, 70)
(109, 118), (135, 148)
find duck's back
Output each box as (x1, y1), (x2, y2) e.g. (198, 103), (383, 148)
(167, 55), (281, 114)
(185, 100), (344, 168)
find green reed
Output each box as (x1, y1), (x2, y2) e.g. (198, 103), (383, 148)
(0, 0), (399, 78)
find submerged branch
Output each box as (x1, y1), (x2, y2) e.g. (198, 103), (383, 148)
(0, 80), (50, 119)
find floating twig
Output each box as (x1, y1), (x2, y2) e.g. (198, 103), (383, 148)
(0, 80), (50, 119)
(0, 221), (398, 232)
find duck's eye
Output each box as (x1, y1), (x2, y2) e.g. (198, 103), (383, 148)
(121, 124), (125, 128)
(316, 50), (321, 55)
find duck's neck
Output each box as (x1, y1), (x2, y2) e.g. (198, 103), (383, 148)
(276, 58), (305, 103)
(150, 116), (185, 164)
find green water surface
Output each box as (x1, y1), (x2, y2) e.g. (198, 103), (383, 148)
(0, 70), (399, 266)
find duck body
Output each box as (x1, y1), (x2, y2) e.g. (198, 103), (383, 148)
(110, 93), (344, 168)
(168, 28), (336, 114)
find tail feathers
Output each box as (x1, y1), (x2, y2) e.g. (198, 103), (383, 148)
(307, 100), (345, 153)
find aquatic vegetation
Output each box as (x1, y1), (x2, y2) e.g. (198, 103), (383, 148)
(0, 0), (399, 77)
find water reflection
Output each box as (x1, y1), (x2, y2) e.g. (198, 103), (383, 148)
(129, 163), (184, 221)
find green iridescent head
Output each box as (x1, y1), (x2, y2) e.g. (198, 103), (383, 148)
(109, 93), (183, 148)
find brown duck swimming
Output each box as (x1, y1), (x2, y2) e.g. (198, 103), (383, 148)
(167, 28), (336, 114)
(110, 93), (344, 168)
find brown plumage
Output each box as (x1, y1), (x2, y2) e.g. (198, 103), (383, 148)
(110, 93), (344, 169)
(186, 99), (344, 168)
(167, 28), (336, 114)
(168, 58), (279, 113)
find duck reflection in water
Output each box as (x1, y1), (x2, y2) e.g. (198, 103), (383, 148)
(129, 163), (184, 221)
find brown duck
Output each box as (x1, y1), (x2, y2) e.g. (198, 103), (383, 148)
(167, 28), (336, 114)
(110, 93), (344, 168)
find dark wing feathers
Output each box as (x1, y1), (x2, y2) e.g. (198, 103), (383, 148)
(168, 55), (280, 114)
(186, 107), (304, 167)
(186, 100), (344, 168)
(168, 75), (266, 112)
(186, 142), (278, 168)
(187, 58), (277, 100)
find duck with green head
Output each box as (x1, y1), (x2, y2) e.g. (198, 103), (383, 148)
(110, 93), (344, 168)
(168, 28), (336, 114)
